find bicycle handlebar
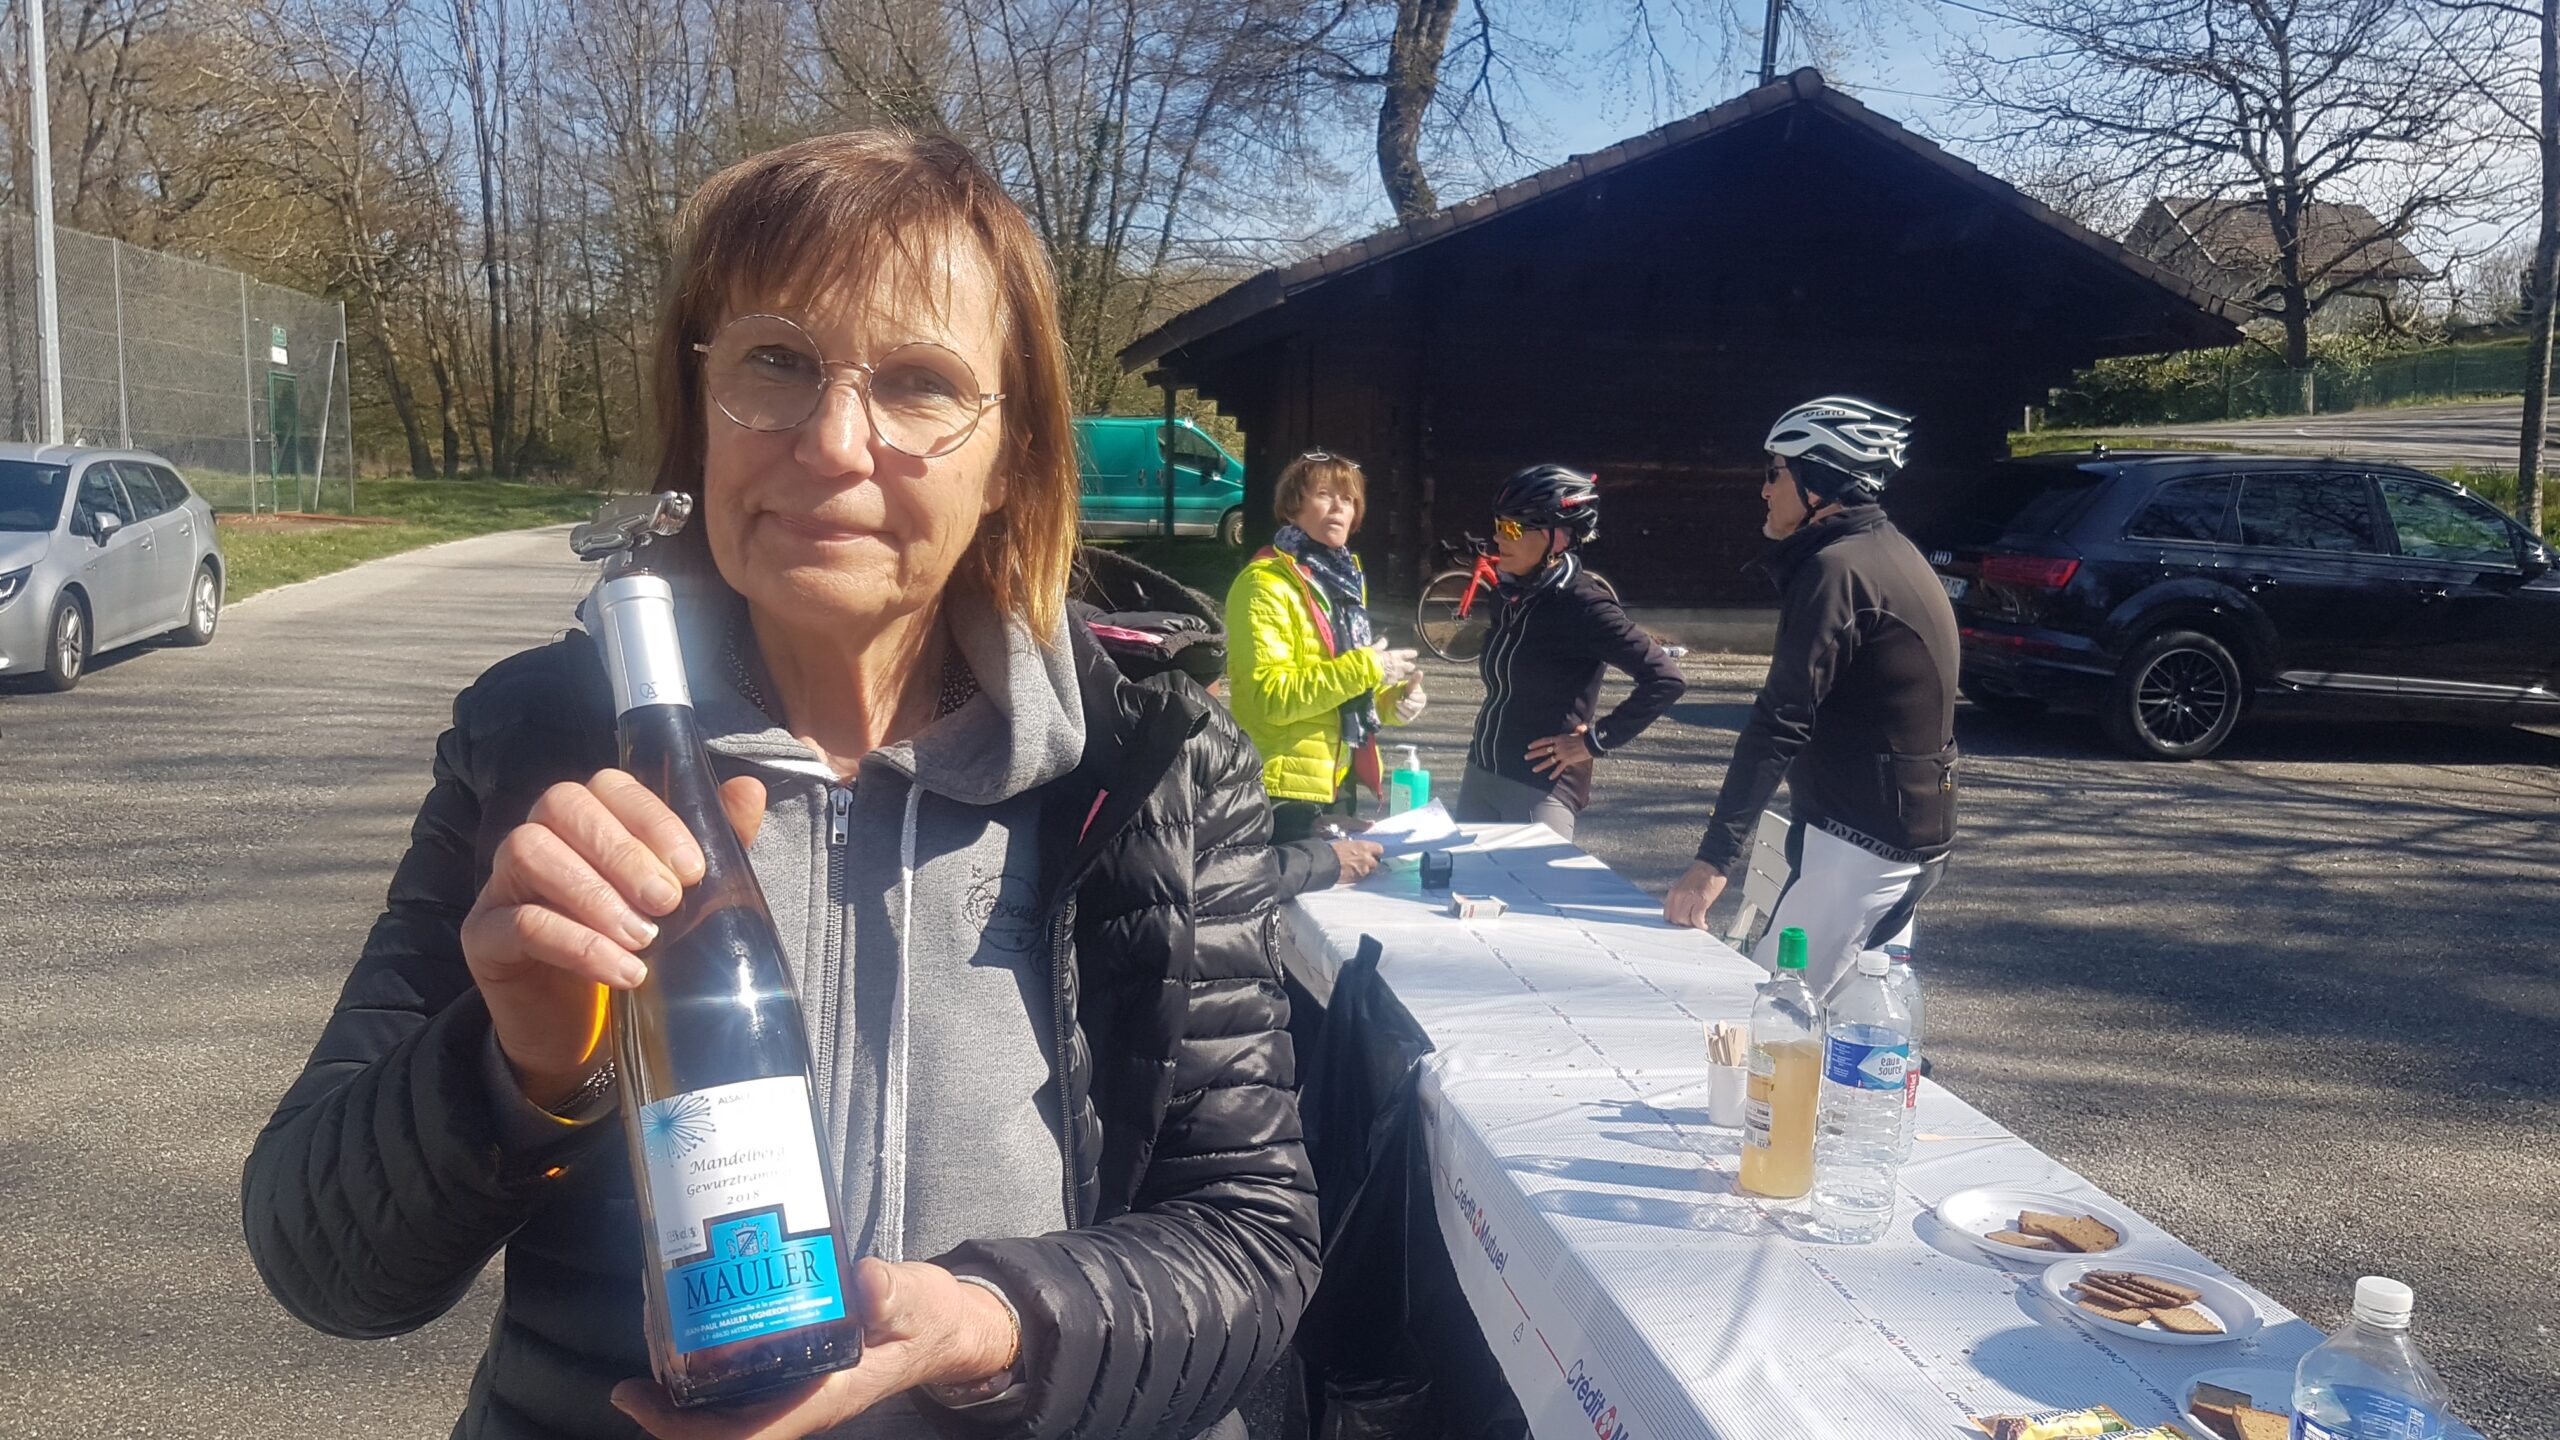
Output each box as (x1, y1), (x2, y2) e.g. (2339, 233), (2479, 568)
(1433, 532), (1496, 563)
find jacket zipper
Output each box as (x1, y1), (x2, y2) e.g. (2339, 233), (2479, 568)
(815, 783), (852, 1084)
(1046, 899), (1082, 1225)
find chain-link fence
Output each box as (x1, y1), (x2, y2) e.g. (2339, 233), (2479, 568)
(0, 215), (354, 512)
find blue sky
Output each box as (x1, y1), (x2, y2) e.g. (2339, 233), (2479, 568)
(1528, 3), (1979, 160)
(1299, 3), (2004, 239)
(1349, 2), (2519, 273)
(1290, 8), (2007, 253)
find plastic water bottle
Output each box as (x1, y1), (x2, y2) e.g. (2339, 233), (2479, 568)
(1884, 945), (1924, 1163)
(1810, 949), (1913, 1243)
(2292, 1277), (2450, 1440)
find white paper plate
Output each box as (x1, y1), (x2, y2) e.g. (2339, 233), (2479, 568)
(2180, 1366), (2296, 1437)
(2040, 1258), (2266, 1347)
(1932, 1185), (2142, 1261)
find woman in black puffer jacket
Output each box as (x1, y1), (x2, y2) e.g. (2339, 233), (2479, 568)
(241, 131), (1316, 1440)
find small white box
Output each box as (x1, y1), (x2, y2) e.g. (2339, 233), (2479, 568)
(1447, 893), (1507, 921)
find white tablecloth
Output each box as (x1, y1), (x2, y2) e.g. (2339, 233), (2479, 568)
(1281, 824), (2464, 1440)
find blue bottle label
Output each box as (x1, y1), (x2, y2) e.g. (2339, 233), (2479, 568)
(1822, 1029), (1910, 1090)
(666, 1208), (847, 1354)
(639, 1076), (847, 1355)
(2291, 1384), (2444, 1440)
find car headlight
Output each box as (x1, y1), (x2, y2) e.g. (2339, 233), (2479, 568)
(0, 567), (28, 609)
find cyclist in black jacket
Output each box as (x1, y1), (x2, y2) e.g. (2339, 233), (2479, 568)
(1455, 464), (1686, 842)
(1664, 398), (1959, 1000)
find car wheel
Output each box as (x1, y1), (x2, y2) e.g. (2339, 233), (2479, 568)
(1960, 673), (2047, 717)
(39, 594), (86, 692)
(175, 563), (221, 646)
(1218, 507), (1246, 548)
(2103, 629), (2242, 760)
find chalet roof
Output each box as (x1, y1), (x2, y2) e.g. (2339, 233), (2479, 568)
(1121, 68), (2239, 371)
(2127, 197), (2428, 286)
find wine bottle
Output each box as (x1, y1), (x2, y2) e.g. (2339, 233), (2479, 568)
(592, 566), (862, 1408)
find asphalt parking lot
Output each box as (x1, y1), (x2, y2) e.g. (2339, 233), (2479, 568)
(0, 528), (2549, 1438)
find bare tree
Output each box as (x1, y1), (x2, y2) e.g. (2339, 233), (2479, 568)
(1951, 0), (2496, 375)
(446, 0), (517, 475)
(2426, 0), (2553, 534)
(1373, 0), (1459, 221)
(1323, 0), (1882, 226)
(2520, 0), (2554, 536)
(949, 0), (1347, 408)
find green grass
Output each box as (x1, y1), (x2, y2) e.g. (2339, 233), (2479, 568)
(187, 468), (344, 514)
(216, 478), (607, 600)
(2008, 430), (2239, 458)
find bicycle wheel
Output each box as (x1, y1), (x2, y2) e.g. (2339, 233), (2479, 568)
(1416, 569), (1489, 662)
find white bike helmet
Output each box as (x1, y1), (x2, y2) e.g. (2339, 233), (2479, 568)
(1765, 395), (1913, 504)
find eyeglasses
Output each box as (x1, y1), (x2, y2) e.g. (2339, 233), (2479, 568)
(1766, 457), (1791, 485)
(1493, 515), (1528, 541)
(692, 313), (1005, 458)
(1299, 449), (1360, 470)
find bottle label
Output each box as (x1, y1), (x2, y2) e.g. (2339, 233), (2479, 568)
(1743, 1098), (1775, 1149)
(2291, 1385), (2444, 1440)
(1823, 1032), (1911, 1091)
(1744, 1046), (1776, 1150)
(1903, 1071), (1921, 1112)
(639, 1076), (847, 1355)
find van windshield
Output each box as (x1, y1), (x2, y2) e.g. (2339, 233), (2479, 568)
(0, 461), (70, 532)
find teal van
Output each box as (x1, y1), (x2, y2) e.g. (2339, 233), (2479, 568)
(1075, 416), (1248, 545)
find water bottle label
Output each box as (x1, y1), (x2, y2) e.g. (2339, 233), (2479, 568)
(2291, 1385), (2444, 1440)
(1823, 1033), (1910, 1091)
(640, 1076), (848, 1354)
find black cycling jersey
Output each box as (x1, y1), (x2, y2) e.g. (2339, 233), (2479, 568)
(1695, 505), (1960, 872)
(1467, 553), (1686, 809)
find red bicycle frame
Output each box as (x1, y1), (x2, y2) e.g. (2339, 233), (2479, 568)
(1455, 552), (1500, 619)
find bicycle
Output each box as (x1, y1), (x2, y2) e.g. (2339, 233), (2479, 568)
(1414, 534), (1618, 663)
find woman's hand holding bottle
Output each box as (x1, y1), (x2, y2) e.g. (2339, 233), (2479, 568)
(458, 769), (768, 1107)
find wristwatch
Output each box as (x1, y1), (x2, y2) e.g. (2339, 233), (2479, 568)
(921, 1275), (1025, 1410)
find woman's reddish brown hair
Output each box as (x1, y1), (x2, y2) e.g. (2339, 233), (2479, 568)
(651, 131), (1078, 638)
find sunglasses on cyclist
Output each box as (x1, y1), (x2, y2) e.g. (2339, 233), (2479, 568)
(1493, 515), (1532, 541)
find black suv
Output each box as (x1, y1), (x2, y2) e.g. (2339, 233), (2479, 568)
(1924, 452), (2560, 759)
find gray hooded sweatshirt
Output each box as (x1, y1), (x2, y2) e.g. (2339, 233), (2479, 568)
(698, 599), (1081, 1267)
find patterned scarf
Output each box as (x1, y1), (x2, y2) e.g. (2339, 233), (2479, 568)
(1272, 522), (1381, 750)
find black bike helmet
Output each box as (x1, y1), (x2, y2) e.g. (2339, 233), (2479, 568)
(1493, 464), (1601, 545)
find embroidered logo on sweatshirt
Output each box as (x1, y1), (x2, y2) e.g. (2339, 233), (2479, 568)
(966, 865), (1044, 953)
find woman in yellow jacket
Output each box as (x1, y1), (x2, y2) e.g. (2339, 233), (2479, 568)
(1226, 452), (1423, 885)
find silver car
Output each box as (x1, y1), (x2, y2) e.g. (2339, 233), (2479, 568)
(0, 444), (225, 690)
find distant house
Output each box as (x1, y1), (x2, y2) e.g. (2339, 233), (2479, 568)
(2122, 198), (2427, 314)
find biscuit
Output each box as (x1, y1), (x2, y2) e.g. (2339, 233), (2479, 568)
(2149, 1305), (2225, 1335)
